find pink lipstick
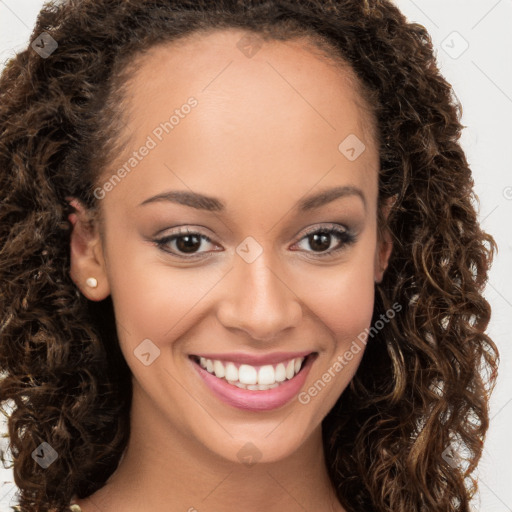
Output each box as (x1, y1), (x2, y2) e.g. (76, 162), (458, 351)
(189, 352), (316, 412)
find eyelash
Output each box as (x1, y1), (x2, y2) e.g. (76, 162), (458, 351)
(153, 224), (357, 260)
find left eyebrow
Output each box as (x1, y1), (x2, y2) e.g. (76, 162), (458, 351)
(296, 185), (366, 213)
(138, 185), (366, 213)
(139, 190), (224, 211)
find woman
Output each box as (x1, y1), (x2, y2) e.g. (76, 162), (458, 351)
(0, 0), (499, 511)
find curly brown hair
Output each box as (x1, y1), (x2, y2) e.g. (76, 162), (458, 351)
(0, 0), (499, 511)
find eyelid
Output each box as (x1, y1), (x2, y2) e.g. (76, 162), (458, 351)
(291, 223), (356, 258)
(153, 227), (220, 260)
(299, 223), (349, 238)
(153, 223), (356, 259)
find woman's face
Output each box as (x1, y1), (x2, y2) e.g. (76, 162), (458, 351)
(70, 29), (392, 464)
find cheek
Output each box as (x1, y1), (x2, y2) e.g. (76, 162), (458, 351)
(105, 243), (222, 348)
(300, 257), (376, 344)
(102, 236), (169, 339)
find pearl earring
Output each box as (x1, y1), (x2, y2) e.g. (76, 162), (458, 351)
(86, 277), (98, 288)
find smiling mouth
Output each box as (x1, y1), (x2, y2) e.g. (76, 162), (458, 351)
(189, 353), (315, 390)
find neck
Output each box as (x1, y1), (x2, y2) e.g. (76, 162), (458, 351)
(76, 383), (345, 512)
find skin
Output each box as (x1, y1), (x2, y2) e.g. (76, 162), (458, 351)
(68, 29), (393, 512)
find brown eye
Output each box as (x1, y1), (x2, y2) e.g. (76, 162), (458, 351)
(294, 225), (356, 257)
(154, 229), (219, 259)
(175, 233), (203, 254)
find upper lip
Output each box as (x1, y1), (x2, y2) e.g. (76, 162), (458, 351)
(190, 350), (315, 366)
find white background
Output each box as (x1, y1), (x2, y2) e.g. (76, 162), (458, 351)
(0, 1), (511, 510)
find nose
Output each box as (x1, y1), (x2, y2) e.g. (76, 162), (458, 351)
(216, 252), (302, 343)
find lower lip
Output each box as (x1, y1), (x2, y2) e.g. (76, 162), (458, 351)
(191, 355), (316, 412)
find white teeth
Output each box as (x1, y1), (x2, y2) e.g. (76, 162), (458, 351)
(275, 363), (286, 382)
(227, 382), (278, 391)
(195, 354), (308, 389)
(285, 359), (295, 380)
(225, 362), (238, 382)
(238, 364), (258, 385)
(213, 360), (225, 378)
(258, 365), (275, 385)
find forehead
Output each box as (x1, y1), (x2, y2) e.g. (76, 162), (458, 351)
(101, 28), (379, 214)
(122, 28), (376, 140)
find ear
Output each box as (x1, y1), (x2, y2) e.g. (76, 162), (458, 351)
(374, 195), (396, 284)
(66, 197), (110, 301)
